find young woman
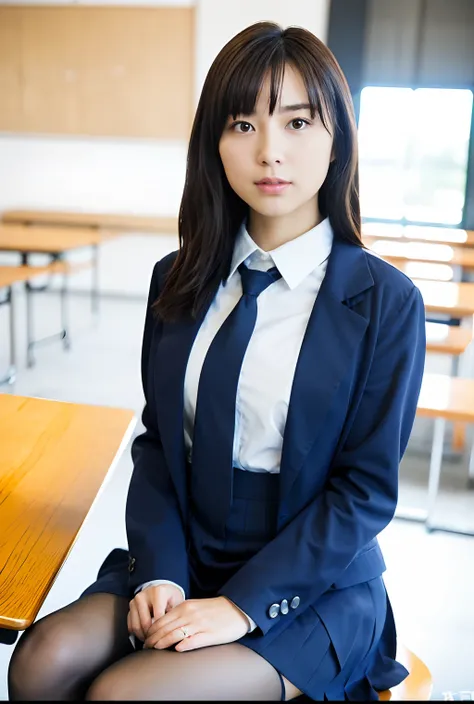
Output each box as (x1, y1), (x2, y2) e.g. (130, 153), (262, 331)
(8, 21), (426, 701)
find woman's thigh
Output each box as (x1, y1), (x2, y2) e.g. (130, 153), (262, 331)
(8, 593), (133, 701)
(85, 642), (301, 701)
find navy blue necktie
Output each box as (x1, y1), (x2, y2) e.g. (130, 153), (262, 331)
(191, 262), (282, 536)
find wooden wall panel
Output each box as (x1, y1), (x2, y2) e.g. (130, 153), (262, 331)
(0, 9), (23, 131)
(21, 8), (83, 133)
(0, 6), (194, 139)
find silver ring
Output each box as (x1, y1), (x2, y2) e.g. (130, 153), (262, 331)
(181, 627), (189, 638)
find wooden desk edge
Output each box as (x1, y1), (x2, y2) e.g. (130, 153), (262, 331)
(417, 407), (474, 423)
(0, 410), (137, 632)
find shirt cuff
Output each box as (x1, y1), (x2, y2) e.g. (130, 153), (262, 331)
(230, 601), (257, 633)
(134, 579), (186, 600)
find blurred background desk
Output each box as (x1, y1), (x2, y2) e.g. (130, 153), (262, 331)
(362, 223), (474, 248)
(0, 225), (118, 366)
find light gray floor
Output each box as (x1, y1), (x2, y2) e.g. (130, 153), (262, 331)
(0, 286), (473, 700)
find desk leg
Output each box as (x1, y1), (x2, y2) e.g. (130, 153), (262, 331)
(25, 281), (34, 368)
(0, 286), (16, 386)
(426, 417), (446, 531)
(92, 243), (99, 315)
(395, 416), (474, 536)
(468, 439), (474, 489)
(463, 332), (474, 490)
(23, 252), (70, 362)
(23, 253), (36, 369)
(61, 260), (70, 351)
(9, 284), (16, 380)
(450, 355), (466, 452)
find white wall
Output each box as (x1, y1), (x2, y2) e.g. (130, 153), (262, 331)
(195, 0), (331, 103)
(0, 136), (185, 217)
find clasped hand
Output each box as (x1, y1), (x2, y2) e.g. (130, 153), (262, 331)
(127, 584), (249, 652)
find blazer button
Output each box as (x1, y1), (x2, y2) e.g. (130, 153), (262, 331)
(280, 599), (289, 615)
(128, 556), (136, 574)
(290, 596), (300, 609)
(268, 603), (280, 619)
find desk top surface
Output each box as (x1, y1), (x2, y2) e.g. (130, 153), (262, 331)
(0, 264), (55, 288)
(0, 394), (135, 631)
(417, 373), (474, 422)
(367, 239), (474, 267)
(3, 210), (172, 231)
(362, 222), (474, 247)
(0, 224), (116, 252)
(414, 278), (474, 317)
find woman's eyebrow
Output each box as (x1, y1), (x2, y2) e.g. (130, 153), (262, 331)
(231, 102), (311, 118)
(279, 103), (311, 112)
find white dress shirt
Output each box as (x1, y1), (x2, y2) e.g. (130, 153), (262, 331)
(134, 217), (334, 638)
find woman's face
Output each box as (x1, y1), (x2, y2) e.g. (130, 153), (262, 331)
(219, 64), (333, 234)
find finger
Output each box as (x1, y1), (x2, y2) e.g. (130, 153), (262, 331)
(145, 625), (191, 651)
(175, 632), (210, 652)
(128, 600), (145, 642)
(150, 591), (168, 623)
(135, 593), (153, 636)
(146, 604), (184, 639)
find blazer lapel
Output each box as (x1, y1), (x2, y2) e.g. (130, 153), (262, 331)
(154, 289), (217, 511)
(279, 239), (375, 501)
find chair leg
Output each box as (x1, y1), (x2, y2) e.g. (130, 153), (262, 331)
(426, 417), (446, 531)
(468, 436), (474, 489)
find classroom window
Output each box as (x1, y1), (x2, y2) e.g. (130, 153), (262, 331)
(358, 87), (473, 225)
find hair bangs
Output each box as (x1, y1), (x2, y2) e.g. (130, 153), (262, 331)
(220, 42), (330, 137)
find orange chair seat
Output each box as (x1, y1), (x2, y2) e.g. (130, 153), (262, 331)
(379, 645), (433, 700)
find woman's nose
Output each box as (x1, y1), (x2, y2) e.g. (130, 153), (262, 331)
(256, 132), (284, 166)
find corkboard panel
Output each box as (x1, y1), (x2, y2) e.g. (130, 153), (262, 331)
(0, 9), (23, 130)
(0, 5), (194, 139)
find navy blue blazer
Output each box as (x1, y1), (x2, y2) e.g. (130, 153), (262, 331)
(125, 235), (426, 636)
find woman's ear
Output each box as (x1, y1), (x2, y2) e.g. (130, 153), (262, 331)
(330, 145), (336, 163)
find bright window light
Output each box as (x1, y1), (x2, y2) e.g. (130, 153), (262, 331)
(358, 87), (473, 225)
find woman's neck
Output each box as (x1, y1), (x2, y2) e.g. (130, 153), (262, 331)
(247, 202), (322, 252)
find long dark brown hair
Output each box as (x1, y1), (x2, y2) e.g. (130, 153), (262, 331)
(154, 21), (361, 321)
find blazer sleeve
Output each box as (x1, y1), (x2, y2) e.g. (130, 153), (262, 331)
(218, 285), (426, 634)
(125, 259), (190, 595)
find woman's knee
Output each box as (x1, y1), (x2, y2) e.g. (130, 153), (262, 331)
(85, 665), (130, 701)
(8, 613), (86, 697)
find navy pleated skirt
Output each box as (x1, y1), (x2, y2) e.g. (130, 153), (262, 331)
(80, 469), (408, 700)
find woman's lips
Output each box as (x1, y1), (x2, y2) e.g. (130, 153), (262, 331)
(255, 181), (291, 194)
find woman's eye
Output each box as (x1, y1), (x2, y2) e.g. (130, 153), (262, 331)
(233, 121), (254, 133)
(289, 118), (310, 130)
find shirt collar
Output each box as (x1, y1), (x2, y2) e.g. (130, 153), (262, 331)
(228, 217), (334, 290)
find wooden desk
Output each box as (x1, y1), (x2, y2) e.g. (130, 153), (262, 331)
(0, 394), (135, 639)
(411, 373), (474, 535)
(413, 279), (474, 318)
(0, 264), (53, 288)
(0, 224), (118, 365)
(366, 239), (474, 270)
(425, 322), (473, 356)
(389, 259), (456, 282)
(416, 278), (474, 456)
(363, 222), (474, 247)
(0, 223), (115, 251)
(2, 210), (178, 234)
(0, 265), (61, 386)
